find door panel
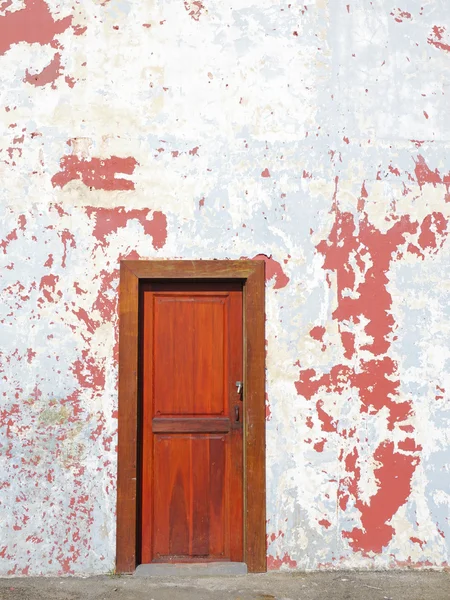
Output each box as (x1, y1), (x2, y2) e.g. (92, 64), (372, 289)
(153, 435), (227, 559)
(153, 296), (226, 416)
(140, 281), (243, 564)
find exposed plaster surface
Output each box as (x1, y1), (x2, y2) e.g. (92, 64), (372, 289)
(1, 0), (450, 575)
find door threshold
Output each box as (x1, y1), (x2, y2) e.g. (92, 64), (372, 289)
(134, 562), (248, 577)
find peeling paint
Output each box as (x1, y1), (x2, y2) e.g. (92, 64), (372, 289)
(0, 0), (72, 55)
(184, 1), (205, 22)
(24, 53), (62, 88)
(85, 207), (167, 250)
(253, 254), (290, 290)
(52, 155), (138, 191)
(1, 0), (450, 576)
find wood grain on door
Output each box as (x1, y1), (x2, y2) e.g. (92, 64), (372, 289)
(140, 281), (243, 564)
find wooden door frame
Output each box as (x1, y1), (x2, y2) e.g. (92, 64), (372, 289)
(116, 260), (266, 573)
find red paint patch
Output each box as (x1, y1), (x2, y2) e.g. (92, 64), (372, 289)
(39, 274), (59, 303)
(390, 9), (412, 23)
(92, 268), (119, 321)
(343, 442), (419, 553)
(183, 0), (204, 21)
(414, 155), (442, 188)
(0, 227), (18, 254)
(72, 24), (87, 36)
(60, 229), (76, 268)
(24, 52), (62, 87)
(295, 186), (449, 554)
(428, 25), (450, 53)
(318, 519), (331, 529)
(51, 155), (138, 191)
(340, 331), (355, 360)
(410, 536), (425, 549)
(316, 400), (336, 432)
(295, 367), (318, 399)
(407, 243), (424, 259)
(71, 353), (105, 392)
(358, 181), (368, 211)
(296, 365), (352, 401)
(261, 168), (271, 178)
(267, 530), (284, 545)
(389, 165), (401, 177)
(354, 357), (411, 430)
(310, 326), (325, 342)
(65, 75), (76, 88)
(316, 210), (419, 355)
(253, 254), (289, 289)
(267, 552), (297, 570)
(313, 439), (326, 452)
(51, 203), (67, 217)
(85, 206), (167, 249)
(0, 0), (72, 55)
(73, 282), (86, 295)
(398, 438), (422, 452)
(343, 447), (360, 505)
(418, 212), (448, 253)
(73, 308), (98, 335)
(44, 254), (53, 268)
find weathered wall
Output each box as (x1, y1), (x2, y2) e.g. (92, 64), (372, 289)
(1, 0), (450, 575)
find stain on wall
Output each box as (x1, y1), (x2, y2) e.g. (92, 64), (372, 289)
(1, 0), (450, 575)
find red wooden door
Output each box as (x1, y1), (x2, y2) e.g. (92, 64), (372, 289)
(140, 281), (243, 564)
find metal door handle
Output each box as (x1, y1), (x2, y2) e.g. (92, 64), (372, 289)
(236, 381), (243, 395)
(235, 406), (240, 422)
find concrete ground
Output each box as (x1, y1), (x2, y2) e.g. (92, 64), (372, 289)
(0, 572), (449, 600)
